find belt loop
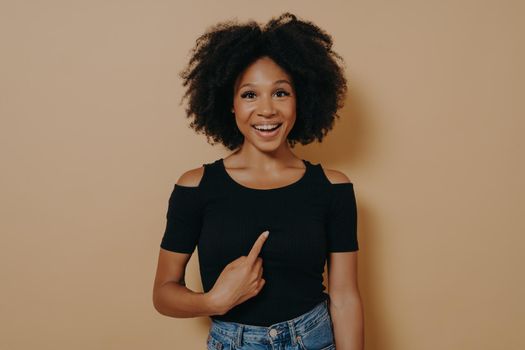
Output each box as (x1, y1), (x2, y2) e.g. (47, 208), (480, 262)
(236, 324), (244, 348)
(287, 320), (298, 346)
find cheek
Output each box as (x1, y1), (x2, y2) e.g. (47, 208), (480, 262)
(233, 100), (254, 118)
(284, 101), (297, 119)
(233, 107), (253, 130)
(235, 109), (253, 125)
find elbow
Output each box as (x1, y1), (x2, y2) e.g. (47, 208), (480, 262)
(152, 287), (184, 318)
(152, 292), (164, 315)
(152, 287), (170, 316)
(328, 289), (362, 309)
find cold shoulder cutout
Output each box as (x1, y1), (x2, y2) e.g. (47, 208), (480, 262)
(175, 165), (205, 188)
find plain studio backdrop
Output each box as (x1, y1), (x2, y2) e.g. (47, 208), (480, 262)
(1, 1), (523, 349)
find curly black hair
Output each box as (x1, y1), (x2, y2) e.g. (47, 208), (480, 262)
(179, 12), (348, 151)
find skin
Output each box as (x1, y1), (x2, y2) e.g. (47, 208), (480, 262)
(152, 56), (364, 350)
(226, 55), (301, 186)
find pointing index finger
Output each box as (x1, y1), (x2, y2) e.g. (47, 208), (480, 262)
(247, 230), (269, 264)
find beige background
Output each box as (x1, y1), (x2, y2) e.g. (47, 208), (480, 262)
(1, 0), (523, 349)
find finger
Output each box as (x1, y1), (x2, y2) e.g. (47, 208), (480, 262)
(257, 278), (266, 291)
(253, 258), (263, 272)
(246, 231), (269, 264)
(252, 278), (265, 297)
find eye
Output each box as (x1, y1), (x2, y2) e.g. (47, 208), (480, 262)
(240, 91), (256, 99)
(275, 90), (291, 97)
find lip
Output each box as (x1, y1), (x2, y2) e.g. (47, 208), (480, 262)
(251, 123), (283, 138)
(251, 122), (283, 127)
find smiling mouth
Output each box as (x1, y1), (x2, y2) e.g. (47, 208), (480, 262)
(251, 123), (283, 132)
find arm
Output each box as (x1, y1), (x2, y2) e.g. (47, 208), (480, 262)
(152, 248), (224, 318)
(152, 166), (224, 317)
(323, 168), (364, 349)
(328, 251), (364, 350)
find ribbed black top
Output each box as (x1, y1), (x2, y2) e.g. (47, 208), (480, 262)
(160, 158), (359, 326)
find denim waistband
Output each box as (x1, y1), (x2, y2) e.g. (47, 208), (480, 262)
(209, 299), (331, 347)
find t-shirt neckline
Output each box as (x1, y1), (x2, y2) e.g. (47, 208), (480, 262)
(219, 157), (310, 191)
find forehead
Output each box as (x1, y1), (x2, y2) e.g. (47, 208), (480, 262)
(234, 56), (292, 89)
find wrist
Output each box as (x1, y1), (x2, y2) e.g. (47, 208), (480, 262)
(205, 290), (226, 316)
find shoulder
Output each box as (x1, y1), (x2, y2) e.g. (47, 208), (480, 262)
(321, 167), (352, 184)
(176, 166), (205, 187)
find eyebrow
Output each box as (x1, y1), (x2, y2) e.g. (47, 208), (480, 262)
(238, 79), (293, 90)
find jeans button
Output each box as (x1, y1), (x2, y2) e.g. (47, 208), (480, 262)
(269, 328), (278, 337)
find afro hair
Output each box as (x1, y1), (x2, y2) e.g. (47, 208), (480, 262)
(179, 12), (348, 151)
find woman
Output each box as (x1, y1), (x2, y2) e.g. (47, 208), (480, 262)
(153, 12), (364, 350)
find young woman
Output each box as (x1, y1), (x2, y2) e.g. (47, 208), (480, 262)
(153, 12), (364, 350)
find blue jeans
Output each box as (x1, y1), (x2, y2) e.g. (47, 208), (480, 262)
(207, 299), (335, 350)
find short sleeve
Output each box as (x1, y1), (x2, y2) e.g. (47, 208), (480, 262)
(160, 184), (203, 254)
(326, 183), (359, 252)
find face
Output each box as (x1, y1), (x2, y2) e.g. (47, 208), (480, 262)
(232, 56), (296, 152)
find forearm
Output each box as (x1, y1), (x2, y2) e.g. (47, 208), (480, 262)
(153, 281), (222, 318)
(329, 295), (364, 350)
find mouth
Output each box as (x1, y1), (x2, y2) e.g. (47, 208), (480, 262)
(251, 123), (283, 138)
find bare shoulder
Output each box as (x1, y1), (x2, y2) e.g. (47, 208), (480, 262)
(322, 167), (352, 185)
(176, 166), (205, 187)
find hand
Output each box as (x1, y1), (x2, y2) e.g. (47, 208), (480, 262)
(208, 230), (269, 315)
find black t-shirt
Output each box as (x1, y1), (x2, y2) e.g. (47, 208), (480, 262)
(160, 158), (359, 326)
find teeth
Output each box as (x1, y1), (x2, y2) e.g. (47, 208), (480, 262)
(254, 124), (280, 130)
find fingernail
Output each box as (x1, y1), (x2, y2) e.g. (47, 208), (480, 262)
(262, 230), (269, 238)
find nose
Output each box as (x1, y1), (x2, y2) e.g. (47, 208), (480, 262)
(257, 95), (276, 117)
